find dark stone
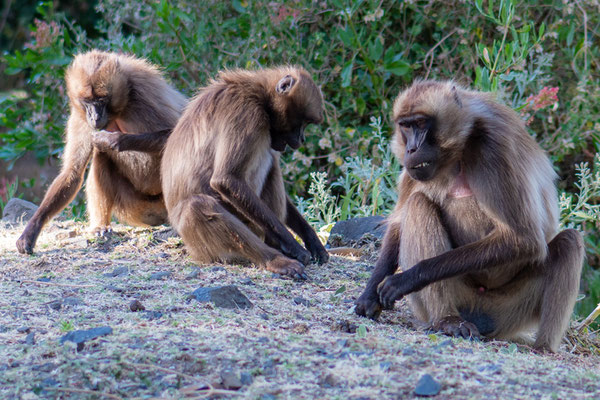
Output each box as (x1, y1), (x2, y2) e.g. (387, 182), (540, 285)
(257, 337), (269, 343)
(25, 332), (35, 345)
(477, 363), (502, 374)
(459, 308), (495, 335)
(41, 378), (59, 387)
(104, 285), (125, 293)
(62, 297), (84, 307)
(0, 326), (8, 333)
(129, 300), (145, 312)
(150, 271), (171, 280)
(2, 198), (38, 223)
(31, 363), (57, 372)
(186, 267), (201, 280)
(190, 285), (253, 309)
(220, 368), (243, 390)
(293, 297), (310, 307)
(240, 278), (254, 285)
(240, 372), (253, 385)
(332, 319), (357, 333)
(414, 374), (442, 397)
(37, 277), (51, 282)
(379, 361), (392, 371)
(326, 216), (386, 246)
(103, 266), (129, 278)
(17, 326), (31, 334)
(153, 227), (179, 242)
(434, 339), (453, 350)
(402, 347), (416, 356)
(60, 326), (113, 345)
(143, 311), (163, 320)
(211, 266), (226, 273)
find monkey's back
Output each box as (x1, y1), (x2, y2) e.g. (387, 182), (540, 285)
(161, 77), (272, 212)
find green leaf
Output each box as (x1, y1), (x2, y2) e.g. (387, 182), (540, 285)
(385, 60), (410, 76)
(357, 324), (367, 338)
(232, 0), (247, 13)
(341, 59), (354, 88)
(334, 285), (346, 295)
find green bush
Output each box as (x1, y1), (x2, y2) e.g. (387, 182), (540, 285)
(1, 0), (599, 321)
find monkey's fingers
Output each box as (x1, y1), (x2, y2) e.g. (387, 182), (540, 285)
(16, 234), (35, 255)
(376, 276), (403, 309)
(355, 294), (383, 320)
(310, 244), (329, 265)
(92, 130), (122, 152)
(266, 255), (307, 280)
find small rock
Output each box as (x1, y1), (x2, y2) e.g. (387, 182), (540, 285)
(25, 332), (35, 345)
(60, 326), (113, 346)
(190, 285), (253, 309)
(414, 374), (442, 397)
(16, 326), (31, 334)
(0, 326), (8, 333)
(332, 319), (357, 333)
(477, 363), (502, 374)
(41, 378), (59, 387)
(321, 372), (339, 387)
(129, 300), (145, 312)
(379, 361), (392, 371)
(271, 273), (282, 279)
(2, 198), (38, 223)
(326, 216), (386, 246)
(103, 266), (129, 278)
(293, 297), (311, 307)
(402, 347), (416, 356)
(434, 339), (453, 350)
(150, 271), (171, 280)
(143, 310), (163, 320)
(62, 296), (84, 307)
(37, 277), (51, 282)
(220, 368), (243, 390)
(153, 227), (179, 242)
(55, 230), (77, 240)
(211, 266), (226, 273)
(240, 277), (254, 285)
(104, 285), (125, 293)
(48, 300), (62, 311)
(240, 372), (253, 386)
(260, 313), (269, 320)
(186, 267), (201, 280)
(257, 337), (269, 344)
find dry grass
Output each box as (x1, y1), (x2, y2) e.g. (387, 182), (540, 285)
(1, 220), (599, 399)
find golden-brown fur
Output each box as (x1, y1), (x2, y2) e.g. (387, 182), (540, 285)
(162, 66), (328, 279)
(356, 80), (584, 352)
(16, 50), (186, 254)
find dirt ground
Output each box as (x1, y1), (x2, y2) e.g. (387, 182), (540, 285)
(1, 220), (599, 400)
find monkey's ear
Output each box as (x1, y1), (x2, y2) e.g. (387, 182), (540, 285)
(276, 75), (296, 94)
(451, 86), (463, 108)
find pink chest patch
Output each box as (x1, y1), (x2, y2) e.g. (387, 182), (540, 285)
(448, 170), (473, 198)
(105, 119), (126, 133)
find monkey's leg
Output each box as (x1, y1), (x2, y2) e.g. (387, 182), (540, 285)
(533, 229), (584, 351)
(171, 194), (307, 280)
(86, 153), (117, 235)
(391, 192), (480, 338)
(16, 129), (92, 254)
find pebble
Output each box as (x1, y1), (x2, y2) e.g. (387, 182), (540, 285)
(150, 271), (171, 280)
(414, 374), (441, 397)
(103, 266), (129, 278)
(129, 300), (145, 312)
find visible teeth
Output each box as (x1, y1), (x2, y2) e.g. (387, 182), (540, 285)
(413, 162), (430, 169)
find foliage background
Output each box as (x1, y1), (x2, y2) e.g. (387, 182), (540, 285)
(1, 0), (599, 321)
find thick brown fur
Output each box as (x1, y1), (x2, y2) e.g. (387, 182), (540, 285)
(161, 66), (328, 279)
(16, 50), (186, 254)
(355, 80), (584, 352)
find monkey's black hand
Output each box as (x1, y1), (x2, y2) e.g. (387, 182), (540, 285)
(355, 290), (383, 320)
(306, 239), (329, 265)
(377, 273), (410, 309)
(280, 239), (311, 266)
(92, 130), (123, 152)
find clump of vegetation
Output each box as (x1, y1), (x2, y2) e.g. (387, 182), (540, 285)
(1, 0), (599, 321)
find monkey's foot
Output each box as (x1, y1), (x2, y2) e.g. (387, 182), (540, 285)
(266, 255), (307, 280)
(431, 316), (481, 340)
(355, 291), (383, 320)
(91, 225), (113, 238)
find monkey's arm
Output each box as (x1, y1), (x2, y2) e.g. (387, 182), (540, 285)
(16, 120), (93, 254)
(92, 129), (171, 153)
(285, 197), (328, 264)
(355, 221), (401, 319)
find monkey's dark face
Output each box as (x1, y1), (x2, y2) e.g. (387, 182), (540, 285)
(270, 74), (322, 152)
(397, 115), (440, 181)
(82, 97), (109, 130)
